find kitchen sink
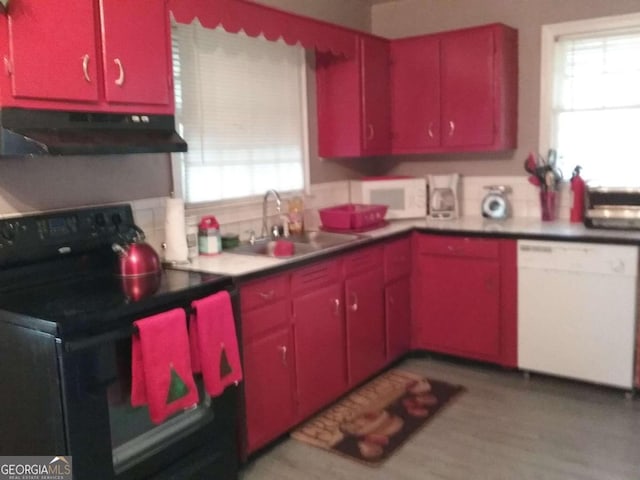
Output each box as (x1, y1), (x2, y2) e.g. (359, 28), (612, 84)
(227, 231), (365, 258)
(228, 239), (318, 258)
(287, 230), (364, 247)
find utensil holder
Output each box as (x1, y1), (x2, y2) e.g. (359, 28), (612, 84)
(540, 190), (557, 221)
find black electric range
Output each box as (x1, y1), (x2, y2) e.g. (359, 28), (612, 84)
(0, 204), (232, 336)
(0, 204), (239, 480)
(0, 262), (231, 338)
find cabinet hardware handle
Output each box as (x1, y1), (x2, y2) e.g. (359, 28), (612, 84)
(259, 290), (275, 300)
(448, 120), (455, 137)
(332, 298), (340, 316)
(427, 122), (434, 139)
(82, 54), (91, 82)
(278, 345), (288, 366)
(114, 58), (125, 86)
(367, 124), (375, 142)
(349, 292), (359, 312)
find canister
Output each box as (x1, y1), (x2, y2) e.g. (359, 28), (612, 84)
(198, 216), (222, 255)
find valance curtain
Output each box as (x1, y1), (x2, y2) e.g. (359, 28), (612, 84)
(168, 0), (357, 58)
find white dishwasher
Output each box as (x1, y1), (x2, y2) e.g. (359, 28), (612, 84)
(517, 240), (638, 389)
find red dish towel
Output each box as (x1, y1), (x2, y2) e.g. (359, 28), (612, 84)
(190, 291), (243, 397)
(131, 308), (198, 424)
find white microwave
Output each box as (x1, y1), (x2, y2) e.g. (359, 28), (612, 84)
(349, 177), (427, 219)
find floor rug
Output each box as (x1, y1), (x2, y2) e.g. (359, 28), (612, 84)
(291, 369), (465, 466)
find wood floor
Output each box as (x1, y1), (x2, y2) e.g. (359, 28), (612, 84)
(239, 356), (640, 480)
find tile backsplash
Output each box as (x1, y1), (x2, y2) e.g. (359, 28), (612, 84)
(130, 181), (352, 254)
(460, 175), (571, 220)
(131, 175), (573, 254)
(0, 175), (570, 263)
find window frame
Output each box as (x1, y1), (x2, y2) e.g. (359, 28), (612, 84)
(539, 12), (640, 158)
(169, 23), (312, 208)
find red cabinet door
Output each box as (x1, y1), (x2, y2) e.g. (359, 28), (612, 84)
(100, 0), (172, 107)
(345, 268), (385, 386)
(386, 276), (411, 362)
(7, 0), (100, 102)
(416, 254), (501, 359)
(316, 34), (390, 158)
(361, 35), (391, 155)
(440, 27), (495, 148)
(243, 326), (295, 454)
(293, 284), (347, 419)
(316, 47), (361, 158)
(391, 36), (440, 152)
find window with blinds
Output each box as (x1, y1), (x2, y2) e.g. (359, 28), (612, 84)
(552, 28), (640, 184)
(172, 23), (308, 204)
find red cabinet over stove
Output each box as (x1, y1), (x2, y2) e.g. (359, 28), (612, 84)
(2, 0), (173, 114)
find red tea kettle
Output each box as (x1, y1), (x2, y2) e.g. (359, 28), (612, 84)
(112, 225), (161, 278)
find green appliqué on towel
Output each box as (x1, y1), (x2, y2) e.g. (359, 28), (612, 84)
(166, 366), (190, 403)
(220, 348), (232, 377)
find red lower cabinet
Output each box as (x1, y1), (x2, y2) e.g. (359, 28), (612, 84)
(384, 236), (412, 362)
(419, 255), (501, 357)
(385, 276), (411, 361)
(345, 267), (386, 386)
(413, 234), (517, 366)
(293, 283), (347, 419)
(243, 327), (295, 453)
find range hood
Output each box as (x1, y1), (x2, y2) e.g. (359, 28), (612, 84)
(0, 108), (187, 156)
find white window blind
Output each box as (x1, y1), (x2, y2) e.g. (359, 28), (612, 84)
(172, 23), (307, 204)
(552, 29), (640, 185)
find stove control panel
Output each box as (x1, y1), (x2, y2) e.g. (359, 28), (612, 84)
(0, 204), (135, 266)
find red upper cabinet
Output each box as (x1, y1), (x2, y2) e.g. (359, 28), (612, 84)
(391, 35), (440, 152)
(390, 23), (517, 154)
(360, 35), (391, 154)
(7, 0), (100, 103)
(440, 26), (500, 148)
(4, 0), (173, 113)
(100, 0), (172, 108)
(316, 34), (391, 158)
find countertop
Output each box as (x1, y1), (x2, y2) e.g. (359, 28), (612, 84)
(169, 217), (640, 279)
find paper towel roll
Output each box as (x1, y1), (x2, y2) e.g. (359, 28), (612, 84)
(164, 197), (189, 263)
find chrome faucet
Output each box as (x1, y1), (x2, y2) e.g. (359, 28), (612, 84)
(261, 189), (282, 238)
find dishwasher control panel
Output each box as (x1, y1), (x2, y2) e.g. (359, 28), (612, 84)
(517, 240), (638, 276)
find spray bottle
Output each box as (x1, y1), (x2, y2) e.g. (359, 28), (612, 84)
(570, 166), (585, 223)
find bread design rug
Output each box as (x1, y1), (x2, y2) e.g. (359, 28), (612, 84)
(291, 369), (465, 465)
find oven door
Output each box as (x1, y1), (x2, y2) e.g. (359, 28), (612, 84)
(58, 292), (239, 479)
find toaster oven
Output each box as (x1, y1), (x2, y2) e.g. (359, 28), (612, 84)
(584, 186), (640, 230)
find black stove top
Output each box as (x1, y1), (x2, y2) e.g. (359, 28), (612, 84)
(0, 204), (232, 338)
(0, 267), (231, 337)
